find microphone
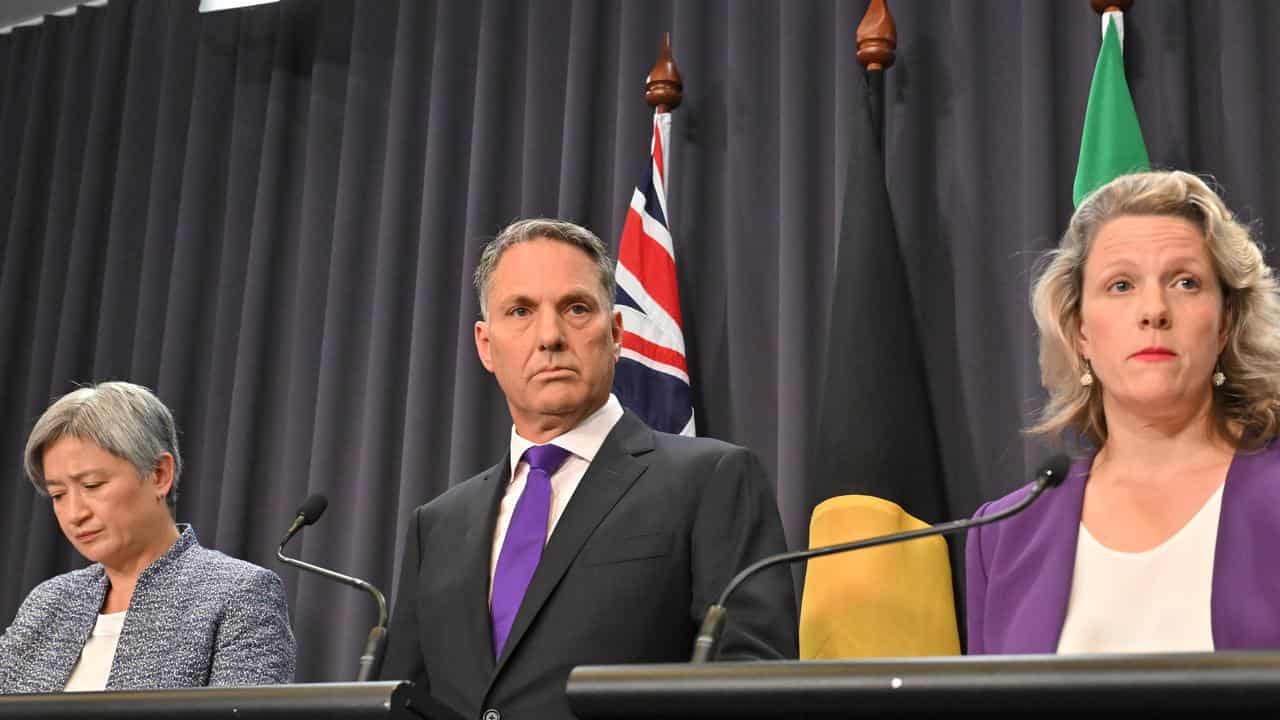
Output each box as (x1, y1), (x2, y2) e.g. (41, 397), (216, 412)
(281, 494), (328, 545)
(690, 454), (1072, 663)
(277, 493), (389, 682)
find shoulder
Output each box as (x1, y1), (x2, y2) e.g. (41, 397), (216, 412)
(648, 429), (750, 463)
(1230, 437), (1280, 481)
(635, 431), (776, 512)
(642, 430), (765, 485)
(1221, 439), (1280, 516)
(13, 565), (101, 618)
(171, 543), (285, 598)
(416, 459), (504, 516)
(28, 564), (101, 598)
(973, 483), (1037, 520)
(968, 455), (1090, 550)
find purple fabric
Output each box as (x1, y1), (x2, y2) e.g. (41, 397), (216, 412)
(966, 440), (1280, 654)
(490, 444), (572, 658)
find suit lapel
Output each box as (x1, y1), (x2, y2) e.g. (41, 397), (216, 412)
(1022, 457), (1089, 653)
(489, 413), (654, 679)
(462, 460), (510, 676)
(61, 571), (108, 690)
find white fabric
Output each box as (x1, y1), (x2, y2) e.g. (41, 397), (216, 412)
(63, 610), (127, 691)
(489, 394), (625, 599)
(1057, 483), (1224, 654)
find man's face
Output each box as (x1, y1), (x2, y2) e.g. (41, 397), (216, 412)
(475, 238), (622, 438)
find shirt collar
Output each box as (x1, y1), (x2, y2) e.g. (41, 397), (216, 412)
(508, 394), (625, 481)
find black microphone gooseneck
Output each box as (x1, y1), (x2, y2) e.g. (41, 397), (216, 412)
(690, 454), (1073, 663)
(277, 493), (389, 682)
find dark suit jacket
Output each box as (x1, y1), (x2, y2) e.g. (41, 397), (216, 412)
(381, 411), (798, 720)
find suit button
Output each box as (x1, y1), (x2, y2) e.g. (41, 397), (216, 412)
(482, 710), (500, 720)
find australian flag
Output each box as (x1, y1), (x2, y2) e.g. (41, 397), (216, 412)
(613, 112), (696, 436)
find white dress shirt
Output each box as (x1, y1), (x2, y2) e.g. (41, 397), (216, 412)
(1057, 482), (1223, 654)
(489, 394), (625, 599)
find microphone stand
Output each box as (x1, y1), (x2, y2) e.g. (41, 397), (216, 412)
(278, 529), (389, 682)
(690, 457), (1069, 663)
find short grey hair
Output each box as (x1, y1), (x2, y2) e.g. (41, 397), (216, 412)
(473, 218), (616, 319)
(25, 382), (183, 514)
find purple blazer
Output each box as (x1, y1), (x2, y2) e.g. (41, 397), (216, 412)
(965, 440), (1280, 654)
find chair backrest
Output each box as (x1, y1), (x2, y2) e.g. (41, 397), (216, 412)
(798, 495), (960, 659)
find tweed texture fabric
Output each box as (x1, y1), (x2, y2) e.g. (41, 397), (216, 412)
(0, 526), (295, 693)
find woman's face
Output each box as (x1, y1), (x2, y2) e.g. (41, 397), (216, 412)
(41, 435), (173, 572)
(1078, 214), (1227, 421)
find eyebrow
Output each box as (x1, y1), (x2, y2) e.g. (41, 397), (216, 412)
(559, 289), (601, 304)
(495, 289), (602, 307)
(45, 469), (107, 485)
(1091, 255), (1210, 274)
(494, 293), (534, 308)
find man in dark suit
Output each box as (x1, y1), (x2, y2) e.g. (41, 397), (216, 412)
(381, 218), (797, 720)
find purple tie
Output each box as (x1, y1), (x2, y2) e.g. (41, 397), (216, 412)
(490, 443), (572, 658)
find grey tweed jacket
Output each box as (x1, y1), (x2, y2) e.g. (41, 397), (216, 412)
(0, 526), (296, 694)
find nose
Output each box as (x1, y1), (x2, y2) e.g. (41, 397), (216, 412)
(536, 308), (566, 352)
(1139, 288), (1171, 330)
(61, 491), (91, 525)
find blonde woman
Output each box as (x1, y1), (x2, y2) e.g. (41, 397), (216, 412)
(967, 171), (1280, 654)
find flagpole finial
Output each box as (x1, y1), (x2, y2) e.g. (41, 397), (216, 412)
(645, 33), (683, 113)
(1091, 0), (1133, 12)
(856, 0), (897, 71)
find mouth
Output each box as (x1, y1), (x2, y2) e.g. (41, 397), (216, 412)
(534, 367), (576, 378)
(74, 530), (101, 543)
(1130, 347), (1177, 361)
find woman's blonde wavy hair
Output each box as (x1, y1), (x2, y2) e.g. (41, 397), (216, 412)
(1028, 170), (1280, 449)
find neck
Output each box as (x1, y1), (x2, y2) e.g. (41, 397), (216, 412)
(1095, 392), (1233, 482)
(513, 397), (607, 444)
(102, 522), (180, 613)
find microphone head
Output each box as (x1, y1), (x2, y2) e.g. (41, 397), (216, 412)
(1036, 454), (1072, 487)
(297, 493), (329, 526)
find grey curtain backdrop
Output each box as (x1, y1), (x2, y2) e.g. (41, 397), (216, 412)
(0, 0), (1277, 682)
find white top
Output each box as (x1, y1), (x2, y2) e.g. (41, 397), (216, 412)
(64, 611), (127, 692)
(1057, 483), (1224, 654)
(489, 394), (625, 599)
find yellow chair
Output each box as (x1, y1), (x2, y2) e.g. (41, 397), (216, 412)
(799, 495), (960, 659)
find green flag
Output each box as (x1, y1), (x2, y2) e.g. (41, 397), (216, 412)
(1073, 13), (1149, 206)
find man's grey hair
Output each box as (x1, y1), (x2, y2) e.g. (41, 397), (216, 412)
(473, 218), (616, 319)
(24, 382), (183, 514)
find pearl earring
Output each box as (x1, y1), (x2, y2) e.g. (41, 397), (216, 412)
(1080, 359), (1094, 387)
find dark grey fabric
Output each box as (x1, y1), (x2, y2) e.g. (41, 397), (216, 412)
(1, 0), (1277, 680)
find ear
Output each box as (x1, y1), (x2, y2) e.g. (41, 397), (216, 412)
(150, 453), (175, 500)
(611, 309), (623, 360)
(1074, 314), (1091, 361)
(475, 320), (495, 372)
